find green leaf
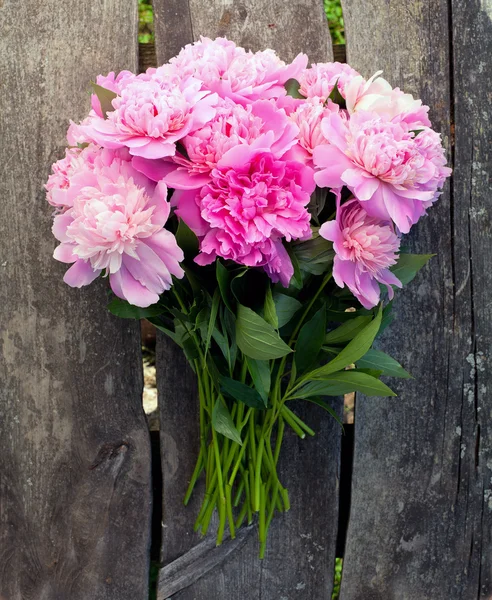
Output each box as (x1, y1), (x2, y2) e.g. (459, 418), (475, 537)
(176, 219), (199, 257)
(212, 400), (243, 444)
(325, 315), (372, 344)
(263, 287), (278, 329)
(291, 371), (396, 398)
(216, 260), (235, 312)
(90, 83), (117, 118)
(245, 357), (271, 404)
(357, 368), (384, 378)
(391, 253), (434, 286)
(308, 188), (327, 222)
(236, 304), (293, 360)
(147, 318), (181, 345)
(220, 376), (267, 409)
(292, 234), (334, 276)
(284, 78), (304, 99)
(107, 297), (164, 319)
(356, 349), (412, 379)
(309, 305), (382, 378)
(297, 396), (343, 427)
(289, 249), (303, 289)
(273, 293), (302, 328)
(327, 79), (346, 109)
(212, 327), (229, 360)
(295, 304), (326, 373)
(221, 308), (237, 372)
(204, 288), (220, 358)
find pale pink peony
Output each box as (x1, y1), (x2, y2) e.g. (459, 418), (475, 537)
(46, 144), (102, 209)
(298, 62), (360, 101)
(320, 199), (402, 308)
(345, 72), (431, 127)
(170, 36), (308, 104)
(50, 147), (184, 307)
(91, 70), (138, 118)
(288, 97), (339, 160)
(313, 111), (451, 233)
(174, 144), (315, 285)
(80, 75), (218, 159)
(133, 98), (300, 189)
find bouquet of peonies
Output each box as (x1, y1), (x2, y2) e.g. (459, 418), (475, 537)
(46, 37), (451, 555)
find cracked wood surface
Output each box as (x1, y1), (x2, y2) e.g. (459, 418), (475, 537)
(340, 0), (492, 598)
(0, 2), (152, 599)
(153, 2), (342, 598)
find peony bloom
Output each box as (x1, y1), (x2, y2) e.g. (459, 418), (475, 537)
(174, 144), (315, 286)
(133, 98), (300, 189)
(298, 62), (360, 101)
(320, 199), (402, 308)
(170, 36), (308, 104)
(90, 70), (138, 118)
(345, 72), (431, 127)
(50, 146), (184, 307)
(46, 144), (102, 209)
(79, 75), (218, 159)
(313, 111), (451, 233)
(288, 97), (338, 160)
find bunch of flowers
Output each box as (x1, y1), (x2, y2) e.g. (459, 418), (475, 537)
(46, 37), (451, 554)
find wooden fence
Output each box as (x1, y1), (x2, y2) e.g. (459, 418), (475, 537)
(0, 0), (490, 598)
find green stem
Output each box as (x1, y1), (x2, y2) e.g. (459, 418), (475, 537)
(281, 405), (315, 437)
(225, 484), (235, 539)
(212, 429), (226, 545)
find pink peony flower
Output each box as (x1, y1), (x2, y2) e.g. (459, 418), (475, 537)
(288, 97), (338, 160)
(91, 70), (138, 118)
(320, 199), (402, 308)
(50, 147), (184, 307)
(133, 98), (300, 189)
(345, 72), (431, 127)
(46, 144), (102, 209)
(170, 36), (308, 104)
(80, 75), (218, 159)
(298, 62), (360, 101)
(313, 111), (451, 233)
(174, 144), (315, 286)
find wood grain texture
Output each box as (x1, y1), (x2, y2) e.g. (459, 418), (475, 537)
(154, 0), (333, 63)
(0, 2), (152, 599)
(153, 3), (340, 597)
(340, 1), (492, 598)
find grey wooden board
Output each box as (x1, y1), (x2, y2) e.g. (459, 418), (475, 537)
(153, 3), (342, 598)
(0, 2), (152, 599)
(340, 1), (492, 599)
(154, 0), (333, 64)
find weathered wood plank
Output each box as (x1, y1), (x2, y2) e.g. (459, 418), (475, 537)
(451, 0), (492, 594)
(340, 1), (492, 598)
(153, 3), (341, 597)
(154, 0), (333, 63)
(0, 2), (152, 599)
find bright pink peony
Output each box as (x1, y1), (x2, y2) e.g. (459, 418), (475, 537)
(174, 144), (315, 285)
(133, 98), (300, 189)
(80, 75), (218, 159)
(50, 146), (184, 307)
(320, 199), (402, 308)
(313, 111), (451, 233)
(298, 62), (360, 101)
(170, 37), (308, 104)
(345, 72), (431, 127)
